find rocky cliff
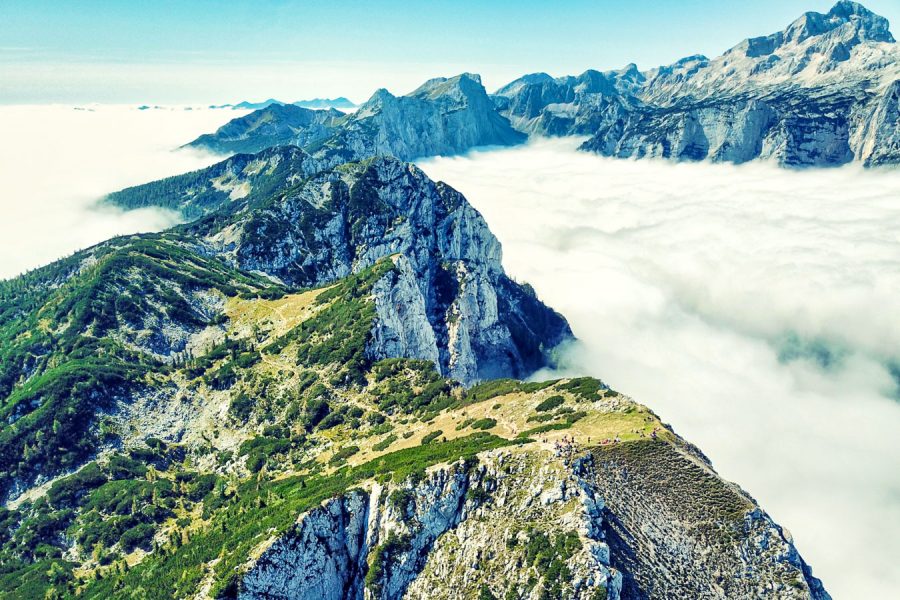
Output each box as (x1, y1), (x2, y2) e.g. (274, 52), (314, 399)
(187, 105), (346, 155)
(232, 393), (829, 600)
(188, 73), (525, 163)
(191, 157), (569, 384)
(495, 1), (900, 166)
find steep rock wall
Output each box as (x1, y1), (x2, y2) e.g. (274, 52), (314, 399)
(235, 443), (827, 600)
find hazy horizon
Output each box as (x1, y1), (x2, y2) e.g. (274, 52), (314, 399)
(3, 0), (899, 105)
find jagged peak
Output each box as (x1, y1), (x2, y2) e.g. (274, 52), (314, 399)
(730, 1), (893, 59)
(493, 72), (554, 95)
(409, 72), (486, 98)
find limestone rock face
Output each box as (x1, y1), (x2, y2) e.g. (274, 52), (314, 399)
(236, 445), (828, 600)
(186, 104), (346, 155)
(197, 157), (570, 384)
(495, 1), (900, 167)
(311, 73), (526, 166)
(239, 490), (371, 600)
(188, 73), (525, 163)
(854, 79), (900, 166)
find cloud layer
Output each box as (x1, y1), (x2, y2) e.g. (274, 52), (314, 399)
(0, 104), (242, 279)
(419, 140), (900, 599)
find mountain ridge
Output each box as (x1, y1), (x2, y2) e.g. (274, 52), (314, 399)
(0, 6), (851, 599)
(187, 4), (897, 167)
(495, 0), (899, 166)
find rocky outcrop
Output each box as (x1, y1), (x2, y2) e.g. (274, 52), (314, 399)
(583, 440), (830, 599)
(312, 73), (525, 166)
(236, 443), (827, 600)
(853, 79), (900, 166)
(186, 104), (346, 155)
(197, 157), (571, 384)
(104, 145), (318, 218)
(495, 1), (900, 167)
(239, 490), (371, 600)
(190, 73), (525, 163)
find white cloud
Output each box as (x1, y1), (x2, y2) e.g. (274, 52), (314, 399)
(0, 104), (243, 279)
(419, 139), (900, 599)
(3, 106), (898, 597)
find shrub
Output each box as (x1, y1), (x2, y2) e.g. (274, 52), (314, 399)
(229, 392), (254, 421)
(329, 446), (359, 466)
(535, 396), (564, 413)
(246, 453), (266, 473)
(373, 434), (398, 452)
(47, 463), (106, 508)
(120, 523), (155, 552)
(558, 378), (607, 402)
(420, 431), (443, 445)
(470, 418), (497, 430)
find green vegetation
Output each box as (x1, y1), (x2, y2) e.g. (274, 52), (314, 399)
(522, 530), (582, 599)
(262, 259), (395, 384)
(534, 395), (565, 412)
(558, 378), (609, 402)
(73, 432), (517, 599)
(464, 379), (555, 404)
(470, 418), (497, 430)
(104, 148), (309, 220)
(373, 434), (398, 452)
(517, 423), (573, 438)
(420, 430), (443, 445)
(370, 358), (456, 415)
(365, 533), (411, 594)
(329, 445), (360, 466)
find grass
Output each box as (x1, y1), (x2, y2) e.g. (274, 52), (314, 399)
(77, 432), (519, 599)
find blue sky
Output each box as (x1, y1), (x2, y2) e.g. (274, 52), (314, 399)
(2, 0), (898, 104)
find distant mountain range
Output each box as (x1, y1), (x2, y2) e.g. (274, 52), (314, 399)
(187, 73), (525, 162)
(495, 0), (898, 167)
(209, 97), (358, 111)
(191, 1), (898, 167)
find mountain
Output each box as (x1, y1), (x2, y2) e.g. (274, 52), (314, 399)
(189, 73), (526, 162)
(210, 98), (357, 111)
(309, 74), (526, 165)
(495, 1), (899, 166)
(2, 149), (829, 599)
(187, 105), (346, 155)
(293, 97), (357, 110)
(0, 16), (841, 599)
(106, 146), (317, 219)
(233, 99), (284, 110)
(0, 226), (827, 598)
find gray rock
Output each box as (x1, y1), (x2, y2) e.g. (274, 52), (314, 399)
(237, 446), (827, 600)
(187, 104), (346, 155)
(199, 157), (570, 385)
(495, 2), (900, 167)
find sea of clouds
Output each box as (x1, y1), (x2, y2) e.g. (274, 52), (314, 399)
(419, 139), (900, 599)
(2, 105), (898, 597)
(0, 104), (245, 279)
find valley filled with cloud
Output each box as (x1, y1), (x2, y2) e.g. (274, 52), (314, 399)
(419, 140), (900, 599)
(2, 106), (897, 597)
(0, 105), (244, 279)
